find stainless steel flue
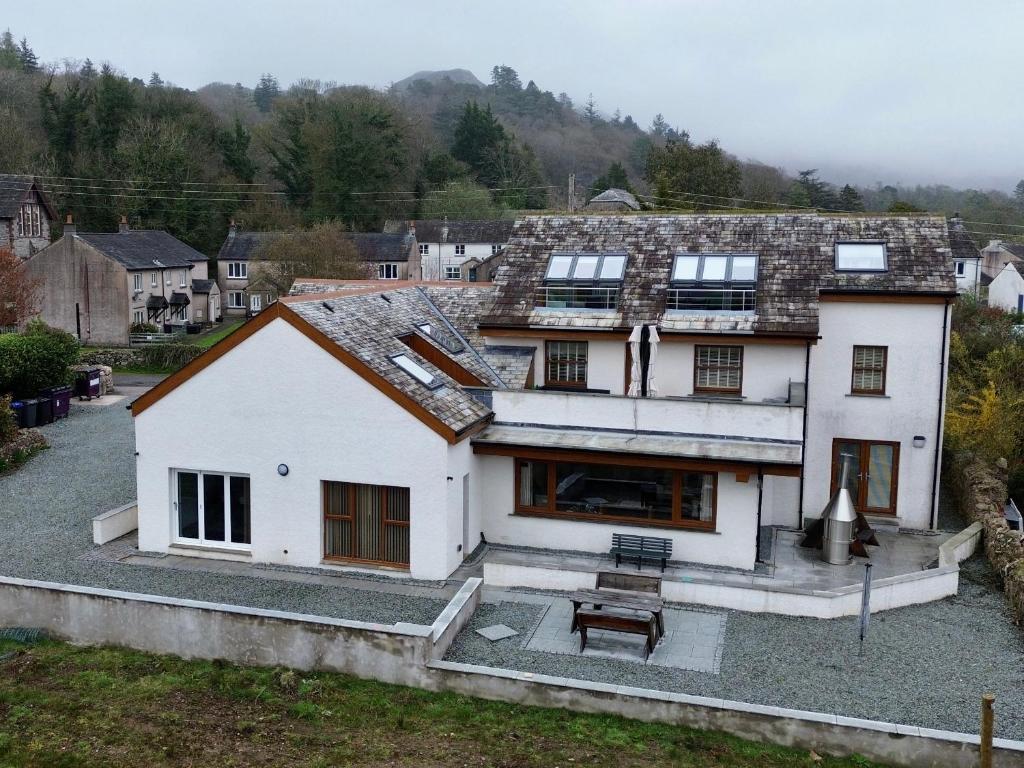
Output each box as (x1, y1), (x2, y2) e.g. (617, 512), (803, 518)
(822, 458), (857, 565)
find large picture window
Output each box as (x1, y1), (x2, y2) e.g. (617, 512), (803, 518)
(694, 345), (743, 394)
(323, 481), (410, 567)
(173, 470), (250, 548)
(545, 341), (588, 388)
(516, 458), (716, 530)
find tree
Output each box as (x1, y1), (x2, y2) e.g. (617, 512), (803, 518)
(17, 37), (38, 74)
(838, 184), (864, 212)
(80, 58), (96, 80)
(420, 180), (506, 219)
(253, 73), (280, 113)
(451, 101), (507, 173)
(785, 181), (812, 208)
(94, 64), (136, 155)
(794, 169), (841, 210)
(417, 152), (470, 190)
(589, 161), (633, 199)
(0, 248), (41, 327)
(650, 113), (669, 137)
(0, 30), (19, 69)
(583, 93), (599, 124)
(490, 65), (522, 92)
(645, 138), (741, 207)
(148, 72), (164, 87)
(217, 117), (256, 183)
(248, 221), (371, 295)
(1014, 180), (1024, 211)
(888, 200), (925, 213)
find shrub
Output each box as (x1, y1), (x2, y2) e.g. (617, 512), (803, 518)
(0, 394), (17, 445)
(130, 321), (159, 334)
(137, 343), (204, 371)
(0, 322), (80, 397)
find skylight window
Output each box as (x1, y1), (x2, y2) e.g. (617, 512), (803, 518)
(416, 322), (464, 354)
(390, 354), (440, 389)
(668, 253), (758, 313)
(835, 242), (887, 272)
(670, 254), (758, 284)
(544, 253), (627, 282)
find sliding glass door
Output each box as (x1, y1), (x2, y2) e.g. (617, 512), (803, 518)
(323, 481), (410, 567)
(831, 439), (899, 516)
(173, 470), (250, 547)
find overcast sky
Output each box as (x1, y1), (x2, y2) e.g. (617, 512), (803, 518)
(15, 0), (1022, 191)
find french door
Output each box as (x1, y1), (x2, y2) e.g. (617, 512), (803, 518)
(323, 481), (410, 567)
(830, 439), (899, 516)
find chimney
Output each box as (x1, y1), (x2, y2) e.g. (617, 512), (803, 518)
(441, 214), (449, 244)
(118, 215), (129, 233)
(407, 219), (415, 236)
(228, 219), (237, 240)
(63, 213), (76, 236)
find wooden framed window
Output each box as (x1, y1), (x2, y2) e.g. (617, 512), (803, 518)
(694, 345), (743, 394)
(831, 439), (899, 516)
(323, 481), (410, 567)
(515, 457), (716, 531)
(545, 340), (588, 388)
(851, 345), (887, 395)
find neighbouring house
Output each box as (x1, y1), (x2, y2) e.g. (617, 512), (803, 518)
(349, 231), (420, 281)
(0, 175), (56, 259)
(190, 279), (222, 325)
(25, 216), (209, 345)
(460, 247), (505, 283)
(986, 261), (1024, 313)
(216, 224), (282, 318)
(585, 188), (641, 212)
(386, 219), (513, 281)
(948, 216), (982, 296)
(132, 213), (956, 582)
(979, 239), (1024, 283)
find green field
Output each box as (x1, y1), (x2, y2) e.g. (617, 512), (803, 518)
(195, 319), (244, 349)
(0, 637), (886, 768)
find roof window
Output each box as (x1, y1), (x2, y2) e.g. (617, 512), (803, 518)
(668, 253), (758, 312)
(390, 354), (440, 389)
(538, 252), (626, 310)
(417, 322), (464, 354)
(835, 242), (887, 272)
(544, 252), (627, 282)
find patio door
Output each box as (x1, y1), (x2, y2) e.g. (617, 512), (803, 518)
(830, 439), (899, 516)
(323, 481), (410, 567)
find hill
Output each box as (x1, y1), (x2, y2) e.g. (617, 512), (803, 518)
(392, 68), (485, 91)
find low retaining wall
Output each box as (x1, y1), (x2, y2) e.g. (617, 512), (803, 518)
(952, 455), (1024, 621)
(427, 660), (1024, 768)
(483, 560), (962, 619)
(92, 502), (139, 545)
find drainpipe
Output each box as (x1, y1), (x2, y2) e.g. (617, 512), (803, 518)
(930, 299), (951, 530)
(755, 467), (765, 564)
(797, 339), (812, 530)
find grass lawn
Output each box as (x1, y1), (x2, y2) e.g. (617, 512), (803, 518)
(195, 319), (244, 349)
(0, 637), (887, 768)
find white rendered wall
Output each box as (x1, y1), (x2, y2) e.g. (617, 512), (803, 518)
(987, 266), (1024, 313)
(803, 302), (948, 530)
(477, 455), (761, 570)
(421, 243), (502, 281)
(953, 259), (981, 296)
(135, 318), (455, 580)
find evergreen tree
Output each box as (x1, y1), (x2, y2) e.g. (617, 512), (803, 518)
(589, 161), (633, 198)
(645, 138), (741, 206)
(650, 113), (669, 137)
(0, 30), (19, 69)
(253, 73), (280, 113)
(451, 101), (507, 173)
(622, 114), (638, 130)
(557, 92), (573, 110)
(583, 93), (599, 123)
(17, 37), (38, 73)
(490, 65), (522, 92)
(611, 108), (621, 125)
(1015, 180), (1024, 210)
(785, 181), (812, 208)
(794, 169), (841, 210)
(838, 184), (864, 211)
(80, 58), (97, 80)
(148, 72), (164, 87)
(217, 117), (256, 183)
(94, 64), (136, 155)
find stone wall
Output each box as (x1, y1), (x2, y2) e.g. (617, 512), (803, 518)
(78, 348), (142, 369)
(952, 454), (1024, 621)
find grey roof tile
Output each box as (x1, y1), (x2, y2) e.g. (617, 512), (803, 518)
(77, 231), (205, 270)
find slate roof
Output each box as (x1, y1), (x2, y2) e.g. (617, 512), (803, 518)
(587, 188), (641, 211)
(999, 243), (1024, 259)
(282, 285), (500, 434)
(217, 231), (285, 261)
(947, 218), (980, 261)
(0, 175), (56, 219)
(191, 279), (216, 294)
(387, 219), (514, 244)
(77, 231), (204, 270)
(483, 214), (957, 336)
(349, 232), (415, 262)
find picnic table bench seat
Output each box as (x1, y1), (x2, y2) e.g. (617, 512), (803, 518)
(576, 609), (657, 660)
(609, 533), (672, 572)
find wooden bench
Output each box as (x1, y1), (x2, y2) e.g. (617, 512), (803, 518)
(609, 533), (672, 572)
(576, 609), (657, 660)
(595, 570), (662, 595)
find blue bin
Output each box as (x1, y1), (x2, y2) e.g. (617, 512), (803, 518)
(10, 400), (24, 428)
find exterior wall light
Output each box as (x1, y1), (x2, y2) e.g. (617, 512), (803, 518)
(277, 463), (290, 476)
(912, 436), (926, 448)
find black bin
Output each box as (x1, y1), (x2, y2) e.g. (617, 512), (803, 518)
(74, 369), (102, 400)
(20, 398), (38, 428)
(36, 396), (53, 426)
(41, 385), (72, 420)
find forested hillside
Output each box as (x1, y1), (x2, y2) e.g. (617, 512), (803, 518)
(1, 29), (1022, 255)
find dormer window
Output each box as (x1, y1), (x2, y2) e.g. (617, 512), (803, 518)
(836, 242), (887, 272)
(668, 253), (757, 312)
(538, 252), (626, 310)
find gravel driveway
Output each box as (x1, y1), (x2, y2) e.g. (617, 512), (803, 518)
(0, 403), (445, 625)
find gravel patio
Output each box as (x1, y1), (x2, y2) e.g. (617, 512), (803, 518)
(2, 397), (1023, 739)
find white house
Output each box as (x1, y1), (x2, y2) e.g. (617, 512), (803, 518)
(986, 261), (1024, 313)
(948, 216), (982, 296)
(387, 219), (513, 281)
(132, 214), (955, 581)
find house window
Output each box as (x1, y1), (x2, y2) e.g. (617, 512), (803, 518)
(444, 265), (462, 281)
(151, 272), (157, 288)
(250, 294), (261, 312)
(491, 244), (502, 255)
(378, 263), (400, 280)
(133, 310), (145, 324)
(546, 341), (588, 388)
(516, 458), (716, 530)
(323, 481), (410, 566)
(668, 253), (757, 311)
(455, 244), (466, 256)
(694, 345), (743, 394)
(17, 204), (42, 237)
(851, 345), (887, 395)
(228, 261), (247, 279)
(835, 242), (887, 272)
(228, 291), (245, 308)
(133, 273), (143, 292)
(419, 243), (429, 256)
(954, 260), (966, 277)
(172, 470), (250, 547)
(179, 271), (187, 288)
(540, 252), (626, 310)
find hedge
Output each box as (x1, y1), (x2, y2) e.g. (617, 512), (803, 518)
(0, 322), (80, 398)
(136, 343), (204, 371)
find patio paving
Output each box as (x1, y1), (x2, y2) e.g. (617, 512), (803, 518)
(525, 598), (726, 672)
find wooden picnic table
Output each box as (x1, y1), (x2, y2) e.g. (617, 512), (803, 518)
(569, 588), (666, 640)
